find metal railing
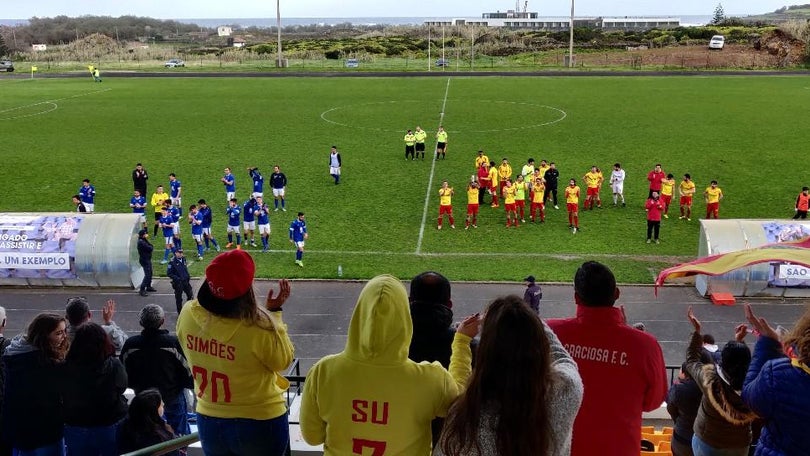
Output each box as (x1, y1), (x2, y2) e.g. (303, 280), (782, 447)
(120, 432), (200, 456)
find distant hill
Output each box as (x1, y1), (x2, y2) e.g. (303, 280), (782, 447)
(745, 4), (810, 22)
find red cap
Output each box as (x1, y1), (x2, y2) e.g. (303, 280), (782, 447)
(204, 250), (255, 300)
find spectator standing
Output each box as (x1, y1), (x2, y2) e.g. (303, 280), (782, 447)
(117, 389), (179, 456)
(793, 186), (809, 219)
(120, 304), (193, 437)
(742, 304), (810, 456)
(685, 307), (756, 456)
(270, 165), (287, 211)
(62, 322), (128, 456)
(329, 146), (342, 185)
(79, 178), (96, 213)
(176, 250), (293, 456)
(0, 307), (11, 456)
(522, 275), (542, 314)
(547, 261), (667, 456)
(647, 163), (666, 198)
(437, 295), (583, 456)
(137, 229), (156, 297)
(544, 162), (560, 209)
(300, 274), (477, 455)
(646, 191), (664, 244)
(132, 163), (148, 197)
(667, 363), (703, 456)
(2, 313), (69, 456)
(167, 249), (193, 314)
(65, 297), (127, 355)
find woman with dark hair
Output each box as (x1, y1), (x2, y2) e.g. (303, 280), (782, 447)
(685, 307), (757, 456)
(437, 295), (583, 456)
(1, 313), (69, 456)
(742, 304), (810, 455)
(177, 250), (293, 456)
(118, 389), (178, 456)
(62, 322), (128, 456)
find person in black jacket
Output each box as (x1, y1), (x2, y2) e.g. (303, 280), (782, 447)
(667, 363), (703, 456)
(544, 162), (560, 209)
(120, 305), (193, 436)
(0, 307), (10, 456)
(137, 229), (156, 296)
(118, 389), (179, 456)
(62, 322), (128, 456)
(408, 271), (477, 446)
(166, 250), (192, 313)
(132, 163), (149, 198)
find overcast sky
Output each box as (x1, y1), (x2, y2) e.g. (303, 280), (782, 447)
(3, 0), (787, 19)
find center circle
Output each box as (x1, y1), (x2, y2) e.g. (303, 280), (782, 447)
(320, 99), (566, 133)
(0, 102), (58, 121)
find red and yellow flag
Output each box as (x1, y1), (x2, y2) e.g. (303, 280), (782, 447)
(655, 236), (810, 293)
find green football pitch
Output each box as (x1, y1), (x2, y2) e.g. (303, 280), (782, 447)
(0, 75), (806, 282)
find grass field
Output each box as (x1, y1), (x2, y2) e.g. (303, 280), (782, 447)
(0, 74), (807, 282)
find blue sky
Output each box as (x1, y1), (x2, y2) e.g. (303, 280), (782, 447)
(3, 0), (788, 19)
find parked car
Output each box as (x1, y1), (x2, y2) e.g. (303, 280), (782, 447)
(435, 59), (450, 67)
(164, 59), (185, 68)
(708, 35), (725, 50)
(0, 60), (14, 72)
(345, 58), (359, 68)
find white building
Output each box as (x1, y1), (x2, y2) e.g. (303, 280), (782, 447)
(217, 26), (233, 37)
(425, 12), (679, 31)
(32, 44), (47, 51)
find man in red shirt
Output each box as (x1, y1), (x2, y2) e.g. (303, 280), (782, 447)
(547, 261), (667, 456)
(793, 186), (809, 220)
(647, 163), (665, 198)
(645, 191), (664, 244)
(476, 162), (490, 205)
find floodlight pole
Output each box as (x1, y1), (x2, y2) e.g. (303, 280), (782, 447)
(428, 26), (431, 71)
(568, 0), (575, 68)
(441, 23), (445, 64)
(276, 0), (283, 67)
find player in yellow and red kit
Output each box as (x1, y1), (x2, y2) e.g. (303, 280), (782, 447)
(565, 179), (581, 233)
(437, 180), (455, 229)
(530, 178), (546, 223)
(465, 181), (479, 229)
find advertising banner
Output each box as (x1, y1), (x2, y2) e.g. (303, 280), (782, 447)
(0, 214), (83, 279)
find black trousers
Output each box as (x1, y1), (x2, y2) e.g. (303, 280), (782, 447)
(139, 260), (152, 292)
(173, 280), (194, 313)
(647, 220), (661, 240)
(546, 187), (558, 205)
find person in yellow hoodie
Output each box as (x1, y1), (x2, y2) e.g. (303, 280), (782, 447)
(176, 249), (293, 456)
(300, 274), (478, 455)
(150, 184), (170, 237)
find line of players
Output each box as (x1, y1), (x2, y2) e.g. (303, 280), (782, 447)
(437, 153), (733, 234)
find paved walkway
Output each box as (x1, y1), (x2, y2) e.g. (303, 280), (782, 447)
(2, 279), (806, 373)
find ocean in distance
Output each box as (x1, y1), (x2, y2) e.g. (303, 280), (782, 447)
(0, 15), (717, 28)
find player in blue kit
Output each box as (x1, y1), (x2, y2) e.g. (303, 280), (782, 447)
(130, 190), (147, 228)
(289, 211), (308, 267)
(248, 167), (264, 198)
(165, 200), (183, 251)
(254, 196), (271, 252)
(242, 197), (257, 248)
(188, 204), (205, 260)
(225, 198), (242, 249)
(158, 207), (176, 264)
(79, 178), (96, 212)
(197, 199), (220, 252)
(270, 165), (288, 211)
(168, 173), (183, 215)
(221, 167), (236, 202)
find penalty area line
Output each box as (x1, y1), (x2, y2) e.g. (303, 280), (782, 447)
(415, 77), (451, 254)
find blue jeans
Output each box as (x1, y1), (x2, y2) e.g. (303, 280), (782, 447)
(164, 392), (190, 436)
(692, 435), (748, 456)
(196, 413), (289, 456)
(12, 441), (64, 456)
(64, 424), (118, 456)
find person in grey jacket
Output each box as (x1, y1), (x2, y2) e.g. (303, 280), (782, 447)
(437, 295), (583, 456)
(685, 307), (757, 456)
(65, 297), (128, 355)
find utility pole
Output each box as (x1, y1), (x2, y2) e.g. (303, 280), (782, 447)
(568, 0), (575, 68)
(428, 26), (431, 71)
(276, 0), (284, 67)
(470, 25), (475, 70)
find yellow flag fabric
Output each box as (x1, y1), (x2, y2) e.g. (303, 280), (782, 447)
(31, 66), (37, 72)
(655, 236), (810, 294)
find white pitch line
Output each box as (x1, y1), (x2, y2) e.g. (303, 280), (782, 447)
(415, 77), (452, 254)
(0, 88), (111, 115)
